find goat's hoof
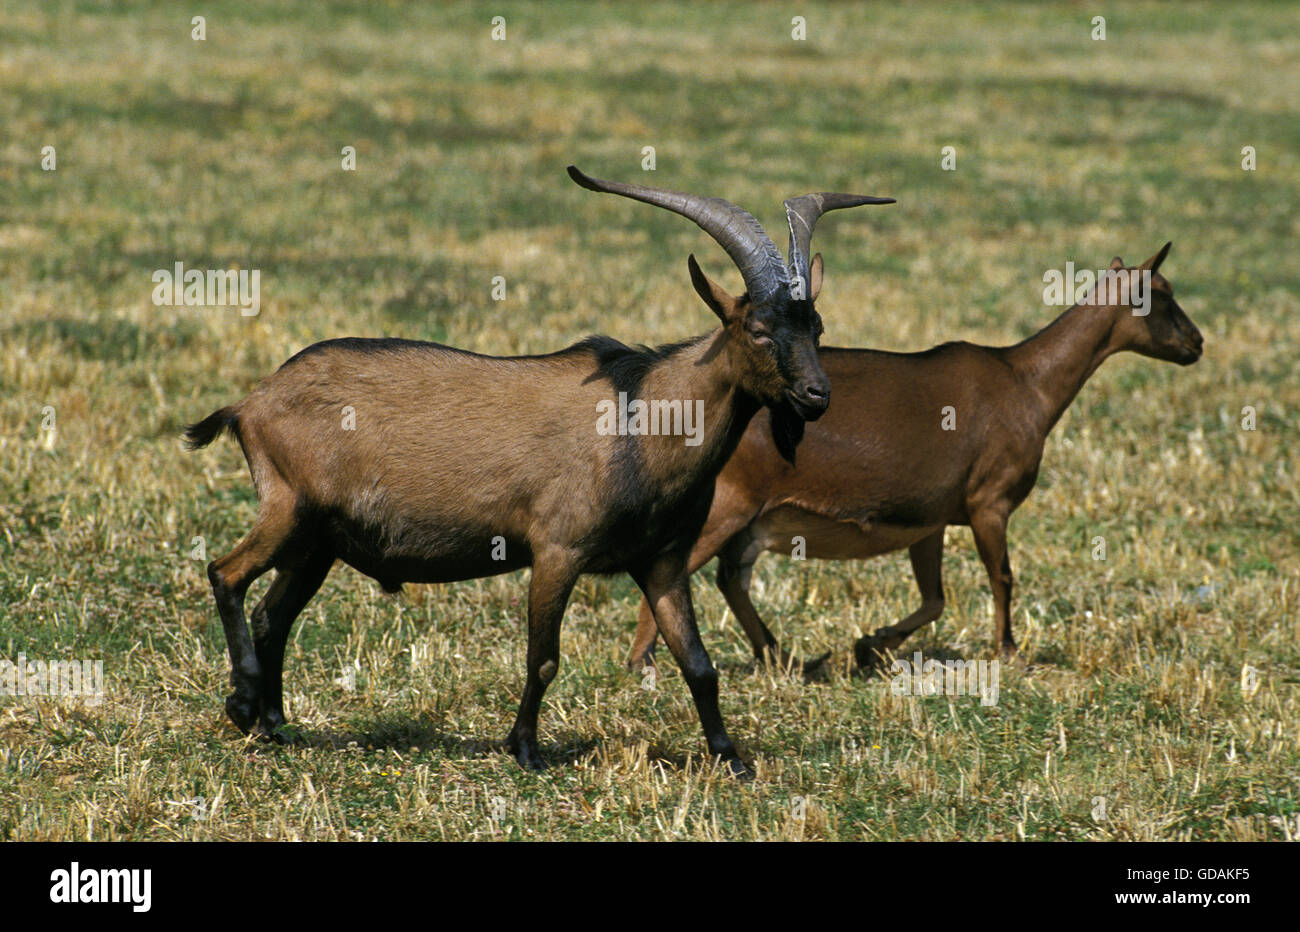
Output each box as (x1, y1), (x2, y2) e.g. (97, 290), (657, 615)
(801, 651), (832, 681)
(723, 757), (755, 781)
(225, 694), (258, 734)
(627, 655), (658, 676)
(507, 734), (547, 771)
(754, 648), (804, 676)
(853, 635), (888, 672)
(515, 750), (546, 771)
(1000, 644), (1023, 665)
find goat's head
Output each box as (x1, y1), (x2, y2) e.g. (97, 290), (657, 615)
(1107, 242), (1204, 366)
(568, 165), (893, 420)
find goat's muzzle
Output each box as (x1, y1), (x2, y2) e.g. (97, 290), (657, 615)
(786, 381), (831, 421)
(1178, 321), (1205, 365)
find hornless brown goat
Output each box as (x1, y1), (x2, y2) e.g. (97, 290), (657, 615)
(628, 243), (1202, 673)
(185, 166), (893, 774)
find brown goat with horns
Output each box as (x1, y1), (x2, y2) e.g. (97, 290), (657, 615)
(185, 165), (893, 774)
(628, 243), (1203, 674)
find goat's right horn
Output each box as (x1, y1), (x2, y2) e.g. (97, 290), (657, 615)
(784, 192), (896, 300)
(568, 165), (790, 309)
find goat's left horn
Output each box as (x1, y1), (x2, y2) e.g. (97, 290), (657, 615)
(569, 164), (791, 310)
(784, 193), (896, 300)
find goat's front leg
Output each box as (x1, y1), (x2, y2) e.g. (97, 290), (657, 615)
(506, 553), (579, 770)
(627, 513), (751, 674)
(969, 511), (1017, 660)
(636, 555), (751, 779)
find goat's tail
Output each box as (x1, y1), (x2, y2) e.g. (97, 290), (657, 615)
(183, 406), (240, 450)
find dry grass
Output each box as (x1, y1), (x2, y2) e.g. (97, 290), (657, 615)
(1, 0), (1297, 840)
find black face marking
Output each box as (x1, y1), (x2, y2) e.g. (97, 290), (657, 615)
(762, 298), (821, 384)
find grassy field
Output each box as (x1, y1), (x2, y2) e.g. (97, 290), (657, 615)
(1, 1), (1297, 841)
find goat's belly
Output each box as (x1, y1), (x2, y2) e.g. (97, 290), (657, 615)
(753, 506), (941, 560)
(325, 512), (532, 585)
(337, 550), (530, 587)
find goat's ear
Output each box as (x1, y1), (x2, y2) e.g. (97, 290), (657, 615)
(1109, 256), (1125, 271)
(688, 254), (739, 324)
(1140, 241), (1172, 273)
(808, 253), (824, 303)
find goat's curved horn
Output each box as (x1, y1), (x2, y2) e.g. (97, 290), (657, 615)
(784, 193), (896, 300)
(569, 165), (790, 308)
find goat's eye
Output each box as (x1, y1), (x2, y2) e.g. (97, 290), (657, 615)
(747, 325), (772, 346)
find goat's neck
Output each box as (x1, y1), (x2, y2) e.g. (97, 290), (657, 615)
(1007, 302), (1122, 433)
(639, 330), (760, 483)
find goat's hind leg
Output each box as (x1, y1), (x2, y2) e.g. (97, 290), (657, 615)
(248, 549), (333, 743)
(207, 490), (299, 737)
(855, 527), (946, 670)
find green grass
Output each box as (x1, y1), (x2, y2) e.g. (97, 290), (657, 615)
(1, 0), (1297, 840)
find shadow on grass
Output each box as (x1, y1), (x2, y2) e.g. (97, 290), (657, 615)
(293, 716), (602, 768)
(249, 715), (719, 776)
(1022, 642), (1073, 670)
(851, 642), (973, 680)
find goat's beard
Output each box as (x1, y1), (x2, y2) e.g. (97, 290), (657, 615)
(768, 399), (808, 466)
